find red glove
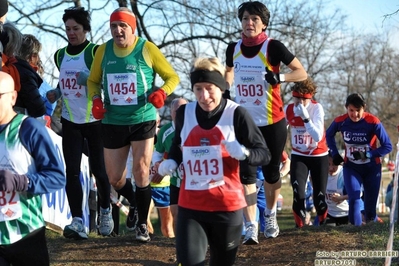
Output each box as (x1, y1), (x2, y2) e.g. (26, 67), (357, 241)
(148, 89), (167, 108)
(92, 97), (106, 119)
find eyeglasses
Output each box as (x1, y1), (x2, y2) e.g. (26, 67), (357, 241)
(0, 91), (13, 98)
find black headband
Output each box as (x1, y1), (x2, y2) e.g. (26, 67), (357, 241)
(190, 70), (227, 91)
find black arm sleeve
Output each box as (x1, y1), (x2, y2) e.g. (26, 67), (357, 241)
(167, 104), (186, 164)
(234, 106), (271, 166)
(225, 42), (237, 68)
(267, 40), (296, 66)
(53, 50), (60, 71)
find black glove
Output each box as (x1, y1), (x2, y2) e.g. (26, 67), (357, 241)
(0, 169), (29, 192)
(222, 89), (231, 100)
(352, 151), (366, 160)
(264, 67), (280, 85)
(332, 154), (344, 165)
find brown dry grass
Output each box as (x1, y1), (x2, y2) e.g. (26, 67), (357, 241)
(47, 211), (399, 266)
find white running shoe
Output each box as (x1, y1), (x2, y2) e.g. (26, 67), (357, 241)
(264, 212), (279, 238)
(136, 224), (151, 242)
(243, 223), (259, 245)
(98, 206), (114, 236)
(63, 217), (88, 240)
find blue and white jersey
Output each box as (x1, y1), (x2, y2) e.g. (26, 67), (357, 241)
(326, 112), (392, 165)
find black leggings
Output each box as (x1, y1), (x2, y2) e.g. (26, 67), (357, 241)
(259, 119), (287, 184)
(62, 118), (111, 217)
(176, 207), (243, 266)
(290, 154), (328, 224)
(0, 227), (49, 266)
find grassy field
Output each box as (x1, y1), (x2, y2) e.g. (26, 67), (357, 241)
(111, 169), (395, 235)
(44, 169), (398, 265)
(46, 192), (399, 265)
(279, 170), (395, 214)
(46, 207), (398, 266)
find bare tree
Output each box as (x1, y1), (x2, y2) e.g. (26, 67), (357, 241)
(321, 32), (399, 155)
(259, 0), (348, 105)
(7, 0), (399, 132)
(383, 9), (399, 20)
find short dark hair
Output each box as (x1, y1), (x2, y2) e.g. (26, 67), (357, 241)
(238, 1), (270, 27)
(63, 7), (91, 32)
(345, 93), (366, 109)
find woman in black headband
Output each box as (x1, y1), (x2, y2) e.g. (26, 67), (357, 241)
(158, 57), (271, 266)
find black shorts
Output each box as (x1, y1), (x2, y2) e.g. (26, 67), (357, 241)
(239, 160), (257, 184)
(102, 121), (156, 149)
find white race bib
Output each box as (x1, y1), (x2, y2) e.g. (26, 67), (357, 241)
(183, 145), (224, 190)
(0, 191), (22, 222)
(345, 144), (370, 164)
(235, 74), (266, 107)
(59, 69), (86, 99)
(107, 73), (138, 106)
(291, 126), (318, 153)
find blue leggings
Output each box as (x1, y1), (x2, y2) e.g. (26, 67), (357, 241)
(343, 162), (381, 225)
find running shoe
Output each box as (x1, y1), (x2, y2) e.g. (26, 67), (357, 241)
(126, 206), (138, 231)
(98, 206), (114, 236)
(63, 217), (88, 240)
(264, 212), (279, 238)
(136, 224), (151, 242)
(243, 223), (259, 245)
